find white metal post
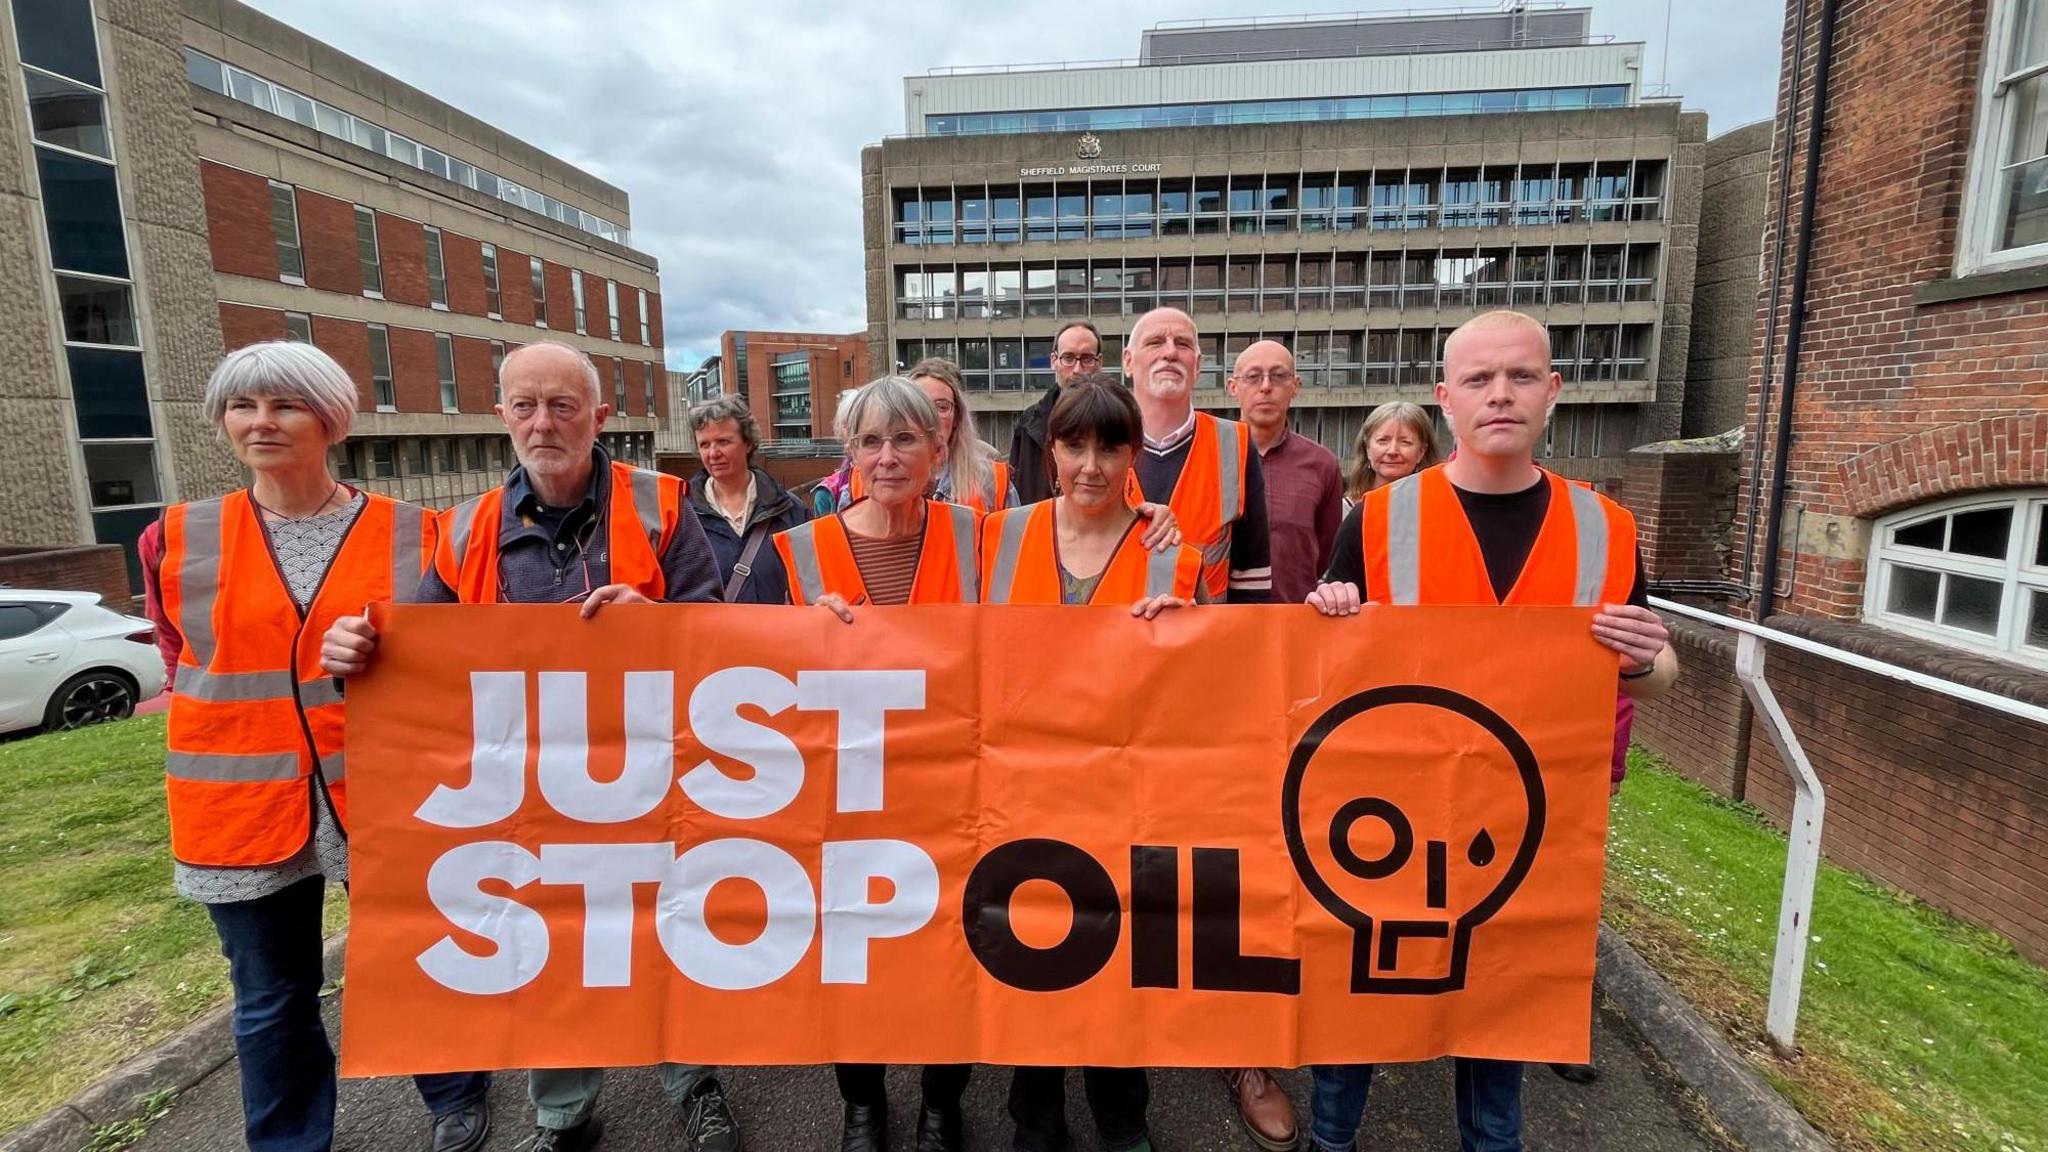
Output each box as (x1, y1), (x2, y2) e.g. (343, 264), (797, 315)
(1733, 630), (1827, 1054)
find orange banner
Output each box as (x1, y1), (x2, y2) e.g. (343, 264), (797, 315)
(338, 603), (1617, 1076)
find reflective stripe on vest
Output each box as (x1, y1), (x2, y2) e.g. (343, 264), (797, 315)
(782, 520), (829, 606)
(1145, 544), (1182, 597)
(628, 465), (666, 551)
(1565, 481), (1610, 608)
(444, 494), (486, 581)
(775, 500), (976, 605)
(943, 502), (981, 604)
(984, 504), (1035, 604)
(173, 498), (224, 667)
(1213, 417), (1244, 526)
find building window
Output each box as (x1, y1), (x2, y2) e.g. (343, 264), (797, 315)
(481, 243), (501, 316)
(645, 362), (656, 413)
(368, 324), (395, 409)
(1962, 0), (2048, 274)
(572, 269), (586, 333)
(354, 204), (382, 295)
(55, 273), (137, 346)
(607, 280), (621, 340)
(435, 333), (458, 411)
(491, 339), (506, 405)
(424, 225), (447, 307)
(613, 357), (626, 410)
(1864, 490), (2048, 668)
(268, 180), (303, 282)
(531, 257), (548, 327)
(24, 68), (111, 160)
(638, 288), (650, 346)
(369, 438), (397, 478)
(283, 310), (312, 343)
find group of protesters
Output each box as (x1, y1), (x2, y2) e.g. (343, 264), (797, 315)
(143, 304), (1676, 1152)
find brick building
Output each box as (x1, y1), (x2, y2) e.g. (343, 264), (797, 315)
(1630, 0), (2048, 960)
(713, 330), (868, 442)
(0, 0), (668, 588)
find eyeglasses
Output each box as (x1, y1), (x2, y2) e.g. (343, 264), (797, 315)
(1053, 352), (1104, 367)
(850, 430), (930, 458)
(1235, 370), (1297, 387)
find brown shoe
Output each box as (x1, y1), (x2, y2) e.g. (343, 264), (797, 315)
(1224, 1068), (1298, 1151)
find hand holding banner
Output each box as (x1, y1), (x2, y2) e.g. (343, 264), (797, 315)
(338, 603), (1616, 1075)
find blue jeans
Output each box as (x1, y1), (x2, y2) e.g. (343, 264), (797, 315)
(207, 875), (491, 1152)
(1309, 1060), (1523, 1152)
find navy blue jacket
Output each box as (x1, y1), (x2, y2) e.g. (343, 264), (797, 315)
(689, 466), (811, 604)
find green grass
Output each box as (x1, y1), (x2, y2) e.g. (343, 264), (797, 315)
(1606, 752), (2048, 1152)
(0, 716), (345, 1136)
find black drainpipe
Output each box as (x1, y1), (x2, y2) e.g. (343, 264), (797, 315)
(1754, 0), (1841, 623)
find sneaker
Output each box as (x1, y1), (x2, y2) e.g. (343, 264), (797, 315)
(680, 1077), (743, 1152)
(533, 1116), (604, 1152)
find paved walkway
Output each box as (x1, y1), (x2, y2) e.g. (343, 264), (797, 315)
(126, 994), (1731, 1151)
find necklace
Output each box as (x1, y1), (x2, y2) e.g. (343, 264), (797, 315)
(251, 481), (345, 522)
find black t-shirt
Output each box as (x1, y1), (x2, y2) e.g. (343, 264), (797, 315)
(1322, 475), (1648, 606)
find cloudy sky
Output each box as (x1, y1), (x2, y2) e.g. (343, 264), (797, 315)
(245, 0), (1787, 369)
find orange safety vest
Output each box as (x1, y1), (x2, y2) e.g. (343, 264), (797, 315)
(1121, 412), (1250, 601)
(773, 499), (981, 605)
(1359, 465), (1637, 606)
(434, 460), (684, 603)
(849, 460), (1012, 515)
(980, 500), (1203, 605)
(159, 491), (434, 867)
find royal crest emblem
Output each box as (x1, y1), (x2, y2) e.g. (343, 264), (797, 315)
(1076, 132), (1102, 160)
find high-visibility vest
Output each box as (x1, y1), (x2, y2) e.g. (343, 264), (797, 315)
(1359, 465), (1636, 606)
(980, 500), (1203, 605)
(159, 491), (434, 867)
(848, 461), (1013, 515)
(773, 499), (981, 605)
(1123, 412), (1249, 600)
(434, 460), (683, 603)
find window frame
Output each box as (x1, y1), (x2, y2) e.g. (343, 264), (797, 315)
(367, 323), (396, 411)
(572, 269), (587, 334)
(1958, 0), (2048, 275)
(283, 310), (312, 343)
(607, 280), (621, 341)
(1863, 489), (2048, 669)
(423, 225), (448, 309)
(354, 204), (383, 297)
(480, 242), (501, 318)
(435, 332), (459, 413)
(268, 180), (304, 284)
(638, 288), (650, 346)
(530, 256), (548, 328)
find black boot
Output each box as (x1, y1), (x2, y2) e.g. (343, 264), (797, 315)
(841, 1103), (888, 1152)
(916, 1101), (963, 1152)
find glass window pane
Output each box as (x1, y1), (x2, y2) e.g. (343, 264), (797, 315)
(1892, 516), (1945, 550)
(355, 206), (382, 294)
(2012, 0), (2048, 71)
(1949, 506), (2012, 559)
(420, 148), (450, 180)
(1999, 155), (2048, 251)
(284, 312), (312, 342)
(1940, 573), (2004, 635)
(82, 441), (159, 507)
(1885, 564), (1939, 621)
(184, 49), (226, 94)
(2036, 505), (2048, 567)
(314, 102), (349, 138)
(2028, 589), (2048, 649)
(66, 346), (150, 438)
(387, 134), (420, 166)
(12, 0), (102, 85)
(275, 87), (316, 127)
(352, 119), (386, 154)
(26, 70), (110, 158)
(38, 150), (127, 277)
(226, 68), (272, 114)
(56, 274), (136, 345)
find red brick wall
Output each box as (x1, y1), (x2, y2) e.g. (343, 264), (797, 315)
(1632, 619), (1752, 799)
(441, 232), (487, 317)
(313, 316), (373, 410)
(1737, 0), (2045, 622)
(218, 302), (284, 351)
(498, 246), (535, 326)
(377, 215), (429, 307)
(646, 289), (663, 348)
(0, 545), (132, 604)
(625, 360), (647, 416)
(653, 363), (670, 420)
(453, 336), (495, 414)
(295, 190), (358, 295)
(544, 262), (574, 332)
(201, 160), (277, 280)
(585, 275), (612, 339)
(1625, 439), (1742, 583)
(388, 325), (440, 413)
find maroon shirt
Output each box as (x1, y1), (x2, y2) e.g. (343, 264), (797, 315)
(1256, 429), (1344, 604)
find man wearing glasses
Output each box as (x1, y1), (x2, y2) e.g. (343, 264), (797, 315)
(320, 341), (737, 1152)
(1227, 340), (1343, 606)
(1009, 320), (1104, 503)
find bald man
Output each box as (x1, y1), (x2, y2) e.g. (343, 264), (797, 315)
(1227, 339), (1342, 605)
(1123, 308), (1273, 602)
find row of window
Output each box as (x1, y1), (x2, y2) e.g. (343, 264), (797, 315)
(269, 310), (661, 417)
(923, 85), (1635, 136)
(1868, 491), (2048, 669)
(259, 178), (652, 345)
(892, 245), (1663, 319)
(328, 432), (656, 483)
(184, 48), (630, 245)
(891, 162), (1668, 245)
(772, 353), (814, 432)
(894, 322), (1654, 391)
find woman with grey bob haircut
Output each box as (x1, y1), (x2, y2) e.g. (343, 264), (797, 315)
(201, 339), (361, 444)
(687, 392), (759, 452)
(139, 340), (495, 1151)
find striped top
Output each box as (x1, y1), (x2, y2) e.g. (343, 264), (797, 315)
(846, 532), (924, 605)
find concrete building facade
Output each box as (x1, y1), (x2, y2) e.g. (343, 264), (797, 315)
(0, 0), (666, 586)
(864, 9), (1707, 482)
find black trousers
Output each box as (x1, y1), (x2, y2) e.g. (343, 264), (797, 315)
(1007, 1066), (1150, 1152)
(833, 1063), (973, 1110)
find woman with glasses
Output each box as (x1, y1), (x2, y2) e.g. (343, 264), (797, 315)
(1010, 320), (1106, 504)
(842, 358), (1019, 514)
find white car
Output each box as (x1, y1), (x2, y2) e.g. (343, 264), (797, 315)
(0, 590), (166, 736)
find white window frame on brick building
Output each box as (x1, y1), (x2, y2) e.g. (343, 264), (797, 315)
(531, 257), (548, 328)
(268, 180), (303, 284)
(435, 333), (459, 412)
(368, 324), (395, 411)
(1863, 488), (2048, 670)
(481, 243), (502, 318)
(572, 269), (586, 334)
(424, 226), (448, 309)
(354, 205), (382, 297)
(638, 288), (651, 346)
(1959, 0), (2048, 276)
